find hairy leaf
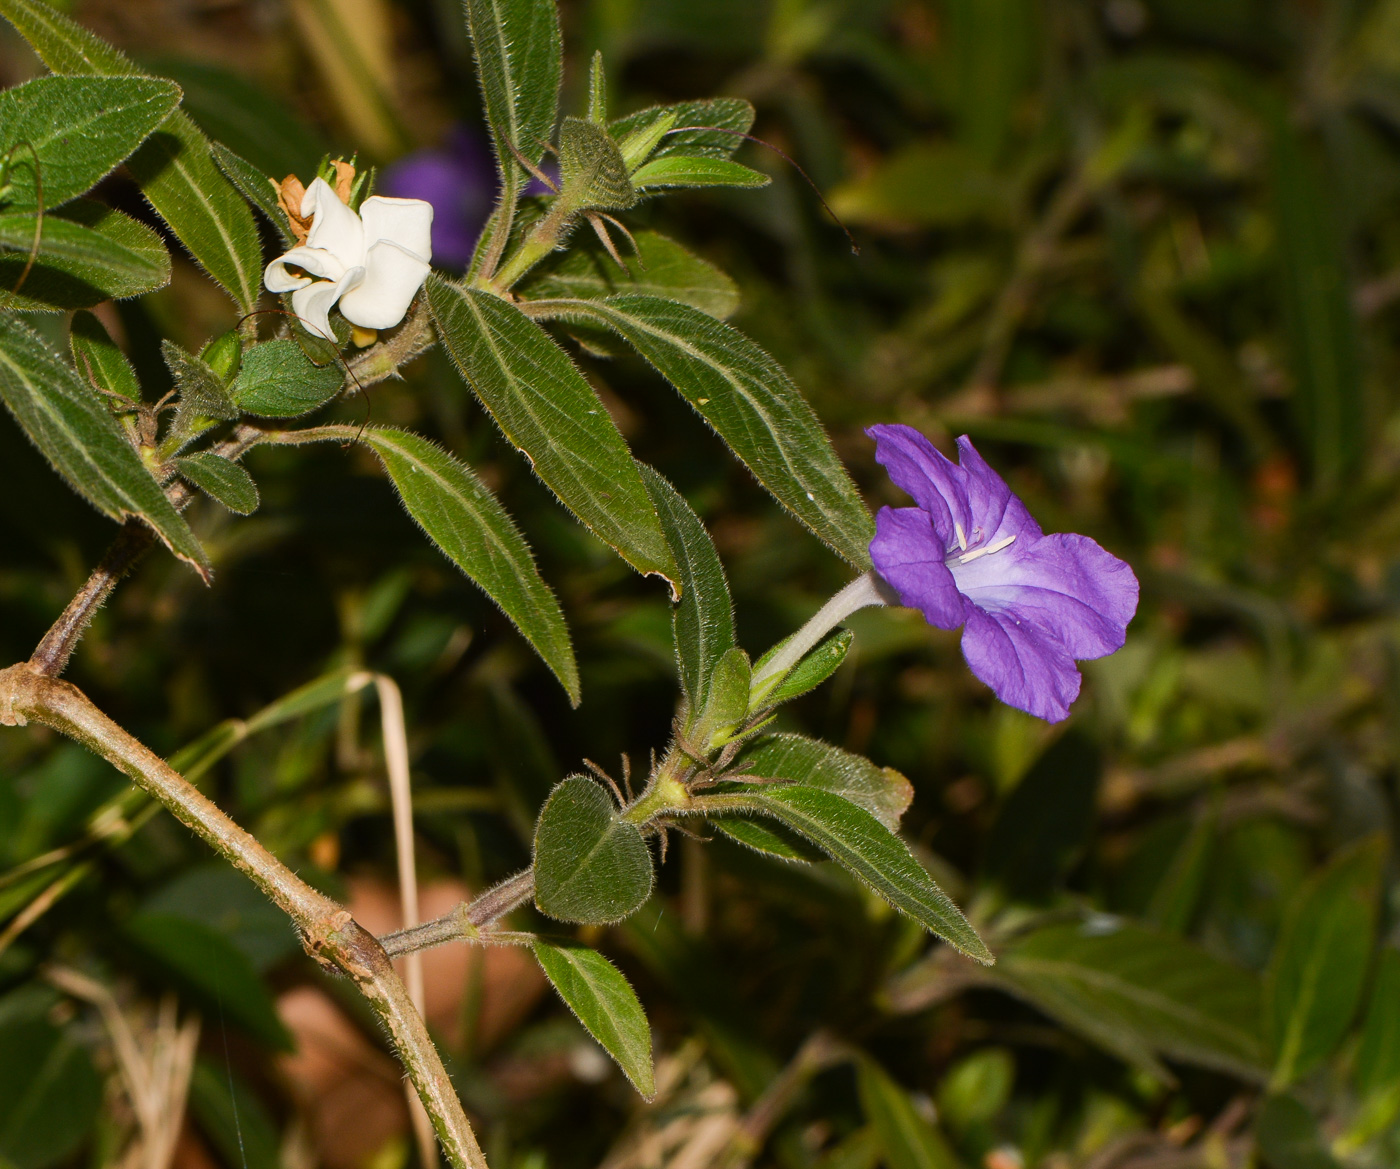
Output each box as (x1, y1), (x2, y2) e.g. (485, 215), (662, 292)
(0, 315), (209, 577)
(532, 940), (655, 1097)
(0, 201), (170, 310)
(753, 628), (854, 708)
(692, 646), (751, 749)
(631, 155), (769, 190)
(534, 776), (653, 924)
(610, 98), (754, 162)
(211, 142), (295, 246)
(638, 464), (734, 712)
(173, 452), (258, 515)
(69, 310), (139, 401)
(527, 295), (874, 567)
(0, 74), (181, 209)
(519, 229), (739, 319)
(732, 734), (912, 831)
(464, 0), (561, 183)
(360, 428), (577, 701)
(427, 278), (677, 587)
(162, 339), (236, 451)
(715, 784), (990, 962)
(230, 339), (342, 418)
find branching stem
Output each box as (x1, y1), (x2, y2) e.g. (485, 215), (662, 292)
(380, 868), (537, 958)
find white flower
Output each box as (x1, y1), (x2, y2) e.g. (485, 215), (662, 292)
(264, 178), (433, 342)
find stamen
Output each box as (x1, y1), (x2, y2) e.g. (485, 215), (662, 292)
(958, 534), (1016, 564)
(954, 522), (968, 552)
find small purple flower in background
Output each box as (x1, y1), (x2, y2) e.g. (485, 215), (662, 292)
(380, 127), (497, 270)
(868, 424), (1139, 723)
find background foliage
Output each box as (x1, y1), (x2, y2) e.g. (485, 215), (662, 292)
(4, 1), (1400, 1169)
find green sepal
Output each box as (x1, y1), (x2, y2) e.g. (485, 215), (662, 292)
(751, 628), (854, 709)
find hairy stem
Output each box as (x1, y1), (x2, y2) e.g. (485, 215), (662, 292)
(0, 664), (488, 1169)
(380, 868), (536, 958)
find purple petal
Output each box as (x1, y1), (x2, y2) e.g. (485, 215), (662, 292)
(867, 424), (966, 548)
(952, 532), (1139, 659)
(954, 435), (1042, 545)
(960, 605), (1082, 723)
(870, 507), (966, 630)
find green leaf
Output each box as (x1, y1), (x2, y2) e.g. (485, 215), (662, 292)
(230, 338), (343, 417)
(857, 1058), (964, 1169)
(0, 74), (181, 209)
(527, 295), (874, 567)
(0, 0), (266, 311)
(127, 912), (292, 1049)
(142, 862), (298, 973)
(464, 0), (561, 182)
(161, 339), (236, 452)
(0, 315), (209, 578)
(1356, 948), (1400, 1102)
(731, 734), (913, 831)
(1265, 835), (1385, 1088)
(211, 142), (295, 247)
(754, 628), (854, 708)
(610, 97), (754, 163)
(519, 228), (740, 319)
(710, 815), (824, 862)
(631, 155), (769, 190)
(0, 992), (102, 1169)
(174, 452), (258, 514)
(994, 919), (1268, 1082)
(1256, 1094), (1343, 1169)
(534, 776), (653, 925)
(558, 115), (636, 210)
(69, 310), (139, 401)
(828, 142), (1008, 228)
(358, 427), (578, 702)
(1271, 117), (1364, 493)
(715, 784), (991, 962)
(983, 729), (1099, 903)
(637, 464), (734, 712)
(531, 940), (655, 1097)
(692, 645), (751, 749)
(188, 1060), (282, 1169)
(426, 278), (678, 587)
(0, 201), (170, 311)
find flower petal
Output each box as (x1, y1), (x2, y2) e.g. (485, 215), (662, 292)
(265, 246), (346, 293)
(954, 435), (1042, 545)
(291, 267), (363, 343)
(337, 239), (431, 330)
(868, 424), (966, 548)
(960, 604), (1081, 723)
(952, 532), (1139, 660)
(359, 195), (434, 262)
(302, 178), (365, 267)
(869, 506), (965, 630)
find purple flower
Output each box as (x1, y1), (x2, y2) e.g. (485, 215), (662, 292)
(867, 425), (1139, 722)
(380, 127), (496, 270)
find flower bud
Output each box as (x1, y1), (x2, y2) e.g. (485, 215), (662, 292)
(200, 330), (242, 382)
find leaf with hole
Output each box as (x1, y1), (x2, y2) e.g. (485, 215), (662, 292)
(427, 277), (678, 588)
(534, 776), (653, 925)
(714, 784), (990, 962)
(526, 295), (873, 567)
(0, 74), (181, 210)
(174, 452), (258, 514)
(0, 315), (209, 578)
(532, 940), (655, 1097)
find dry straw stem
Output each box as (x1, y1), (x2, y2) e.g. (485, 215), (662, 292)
(0, 663), (487, 1169)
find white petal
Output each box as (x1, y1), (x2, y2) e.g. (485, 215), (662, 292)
(302, 178), (365, 267)
(337, 240), (430, 330)
(264, 246), (346, 293)
(291, 267), (364, 343)
(359, 196), (433, 261)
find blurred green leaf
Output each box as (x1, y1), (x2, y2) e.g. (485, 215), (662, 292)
(857, 1057), (965, 1169)
(528, 295), (874, 567)
(994, 919), (1268, 1082)
(942, 0), (1036, 163)
(1265, 835), (1384, 1088)
(229, 338), (342, 418)
(531, 940), (655, 1097)
(631, 156), (770, 190)
(0, 0), (265, 311)
(69, 310), (139, 401)
(714, 784), (991, 962)
(534, 776), (653, 924)
(829, 142), (1007, 227)
(188, 1058), (281, 1169)
(142, 862), (298, 973)
(520, 229), (740, 319)
(1255, 1093), (1342, 1169)
(1343, 947), (1400, 1149)
(0, 315), (209, 577)
(0, 74), (181, 209)
(126, 912), (292, 1049)
(638, 463), (735, 712)
(937, 1047), (1014, 1134)
(427, 278), (678, 587)
(0, 201), (170, 311)
(173, 452), (259, 515)
(359, 427), (579, 703)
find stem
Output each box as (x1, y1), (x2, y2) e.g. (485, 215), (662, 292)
(0, 664), (488, 1169)
(480, 198), (575, 295)
(748, 571), (896, 703)
(380, 868), (536, 958)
